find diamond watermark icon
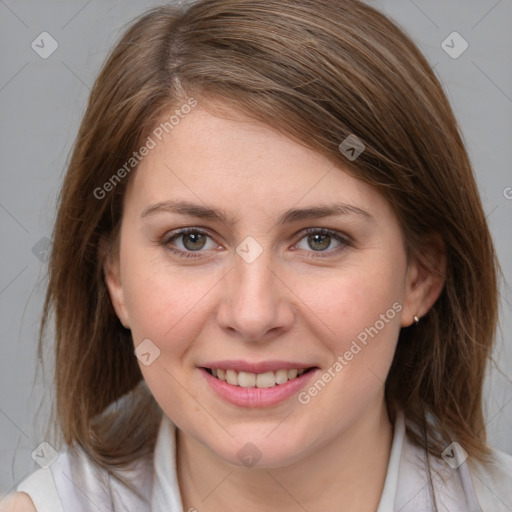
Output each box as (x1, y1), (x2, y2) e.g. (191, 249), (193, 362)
(236, 236), (263, 264)
(31, 441), (58, 469)
(441, 32), (468, 59)
(237, 442), (262, 467)
(135, 338), (161, 366)
(338, 134), (365, 161)
(442, 442), (468, 469)
(32, 237), (52, 262)
(31, 32), (59, 59)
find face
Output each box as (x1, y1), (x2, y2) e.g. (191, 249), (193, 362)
(105, 103), (441, 468)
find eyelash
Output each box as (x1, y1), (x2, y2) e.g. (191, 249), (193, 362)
(161, 227), (352, 260)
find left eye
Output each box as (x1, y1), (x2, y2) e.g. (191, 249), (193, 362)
(294, 229), (349, 253)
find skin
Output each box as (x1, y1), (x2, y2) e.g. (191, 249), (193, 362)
(0, 493), (36, 512)
(101, 103), (445, 511)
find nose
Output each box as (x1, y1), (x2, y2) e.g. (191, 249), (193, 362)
(216, 249), (295, 343)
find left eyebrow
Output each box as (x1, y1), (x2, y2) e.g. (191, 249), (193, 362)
(277, 203), (374, 224)
(140, 200), (374, 224)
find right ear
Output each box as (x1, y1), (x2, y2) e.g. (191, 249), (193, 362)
(101, 237), (131, 329)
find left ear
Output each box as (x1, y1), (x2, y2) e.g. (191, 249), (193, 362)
(401, 232), (446, 327)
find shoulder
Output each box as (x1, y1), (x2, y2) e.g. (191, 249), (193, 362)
(14, 442), (154, 512)
(396, 415), (512, 511)
(469, 448), (512, 511)
(0, 493), (36, 512)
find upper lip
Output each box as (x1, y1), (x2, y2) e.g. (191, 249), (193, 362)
(200, 360), (317, 374)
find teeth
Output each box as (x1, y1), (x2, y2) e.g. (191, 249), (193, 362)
(238, 371), (256, 388)
(275, 369), (288, 384)
(256, 371), (275, 388)
(226, 369), (238, 386)
(209, 367), (309, 387)
(287, 369), (298, 379)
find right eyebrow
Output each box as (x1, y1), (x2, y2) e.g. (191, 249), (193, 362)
(140, 200), (374, 225)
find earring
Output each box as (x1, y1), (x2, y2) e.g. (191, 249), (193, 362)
(413, 315), (420, 324)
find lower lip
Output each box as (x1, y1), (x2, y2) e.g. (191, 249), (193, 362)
(200, 368), (318, 408)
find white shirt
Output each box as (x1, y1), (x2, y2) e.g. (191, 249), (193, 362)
(17, 409), (512, 511)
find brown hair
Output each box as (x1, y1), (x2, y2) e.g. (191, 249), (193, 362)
(41, 0), (499, 486)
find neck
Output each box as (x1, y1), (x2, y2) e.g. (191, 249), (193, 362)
(176, 396), (393, 512)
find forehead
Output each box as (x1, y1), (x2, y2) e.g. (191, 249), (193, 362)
(124, 106), (393, 224)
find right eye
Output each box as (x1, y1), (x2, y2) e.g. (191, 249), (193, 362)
(162, 228), (221, 258)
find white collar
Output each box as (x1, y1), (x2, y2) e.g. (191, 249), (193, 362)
(151, 411), (407, 511)
(376, 409), (405, 510)
(151, 414), (183, 511)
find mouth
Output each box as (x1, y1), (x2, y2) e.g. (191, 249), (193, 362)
(203, 367), (316, 388)
(199, 363), (319, 408)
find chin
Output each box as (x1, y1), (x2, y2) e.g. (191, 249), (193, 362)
(203, 428), (313, 469)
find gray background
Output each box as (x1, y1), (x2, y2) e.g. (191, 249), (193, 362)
(1, 0), (511, 496)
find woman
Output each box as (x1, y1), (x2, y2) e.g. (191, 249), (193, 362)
(4, 0), (511, 510)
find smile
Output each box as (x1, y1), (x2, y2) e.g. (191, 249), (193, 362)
(205, 367), (312, 388)
(200, 364), (319, 408)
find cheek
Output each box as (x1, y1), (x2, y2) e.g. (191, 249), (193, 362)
(292, 270), (403, 427)
(119, 246), (223, 423)
(299, 262), (404, 346)
(120, 240), (222, 352)
(295, 259), (405, 409)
